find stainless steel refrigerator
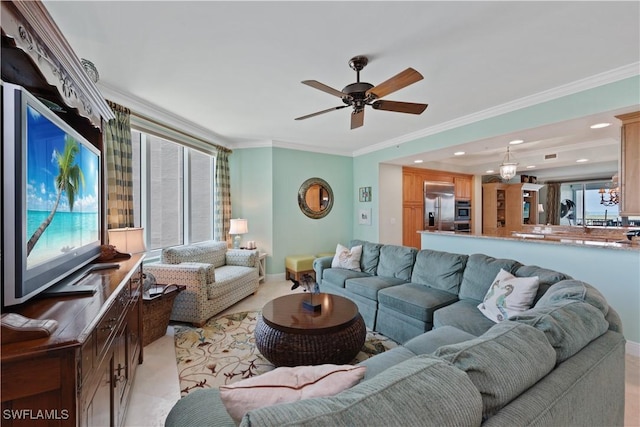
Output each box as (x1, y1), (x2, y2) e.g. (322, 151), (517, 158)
(424, 181), (455, 231)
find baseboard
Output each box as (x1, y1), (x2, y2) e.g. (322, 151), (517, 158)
(264, 273), (286, 283)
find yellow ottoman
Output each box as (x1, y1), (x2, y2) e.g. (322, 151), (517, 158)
(285, 255), (316, 281)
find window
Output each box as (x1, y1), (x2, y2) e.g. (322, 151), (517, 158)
(560, 180), (620, 226)
(131, 130), (215, 254)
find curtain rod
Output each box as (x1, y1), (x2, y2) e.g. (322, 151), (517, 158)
(131, 110), (232, 154)
(107, 99), (232, 153)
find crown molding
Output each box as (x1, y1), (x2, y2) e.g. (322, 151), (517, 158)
(353, 62), (640, 157)
(232, 139), (353, 157)
(97, 81), (232, 148)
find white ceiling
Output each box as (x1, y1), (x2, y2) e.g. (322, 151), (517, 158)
(43, 1), (640, 180)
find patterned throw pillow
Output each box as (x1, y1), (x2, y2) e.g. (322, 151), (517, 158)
(331, 244), (363, 271)
(478, 269), (539, 322)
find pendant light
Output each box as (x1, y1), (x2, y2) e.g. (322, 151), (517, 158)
(499, 146), (518, 181)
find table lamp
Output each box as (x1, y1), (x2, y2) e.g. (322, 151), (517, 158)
(229, 219), (248, 249)
(107, 227), (146, 255)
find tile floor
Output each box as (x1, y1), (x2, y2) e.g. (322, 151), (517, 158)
(124, 279), (640, 427)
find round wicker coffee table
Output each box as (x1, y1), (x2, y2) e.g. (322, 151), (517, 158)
(255, 293), (366, 367)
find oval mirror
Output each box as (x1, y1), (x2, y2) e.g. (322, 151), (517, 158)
(298, 177), (334, 219)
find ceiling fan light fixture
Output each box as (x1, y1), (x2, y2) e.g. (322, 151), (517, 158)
(499, 146), (518, 181)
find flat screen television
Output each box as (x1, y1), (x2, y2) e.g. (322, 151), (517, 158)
(2, 83), (102, 307)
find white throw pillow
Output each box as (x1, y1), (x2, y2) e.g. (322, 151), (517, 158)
(331, 244), (363, 271)
(478, 269), (539, 322)
(219, 364), (366, 423)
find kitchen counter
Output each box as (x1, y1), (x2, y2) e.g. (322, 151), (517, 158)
(419, 230), (640, 251)
(419, 230), (640, 345)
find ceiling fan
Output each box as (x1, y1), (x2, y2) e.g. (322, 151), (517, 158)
(295, 56), (428, 130)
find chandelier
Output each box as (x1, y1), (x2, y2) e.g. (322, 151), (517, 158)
(499, 146), (518, 181)
(599, 174), (620, 206)
(599, 187), (619, 206)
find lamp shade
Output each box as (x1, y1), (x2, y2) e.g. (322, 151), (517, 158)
(108, 227), (146, 254)
(229, 219), (248, 235)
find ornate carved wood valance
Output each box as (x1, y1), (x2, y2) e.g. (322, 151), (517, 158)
(1, 0), (114, 128)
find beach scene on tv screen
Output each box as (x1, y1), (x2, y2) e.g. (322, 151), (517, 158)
(26, 105), (99, 268)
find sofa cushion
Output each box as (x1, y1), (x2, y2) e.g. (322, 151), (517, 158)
(510, 300), (609, 363)
(477, 269), (539, 323)
(165, 388), (236, 427)
(403, 325), (477, 355)
(179, 262), (216, 283)
(459, 254), (521, 302)
(226, 249), (258, 267)
(345, 276), (406, 301)
(535, 279), (609, 316)
(433, 300), (496, 336)
(434, 321), (556, 418)
(515, 264), (571, 303)
(220, 364), (366, 423)
(162, 240), (227, 268)
(376, 245), (417, 281)
(357, 346), (417, 380)
(378, 283), (458, 323)
(240, 354), (483, 427)
(411, 249), (468, 294)
(331, 243), (363, 271)
(322, 268), (370, 289)
(351, 240), (383, 275)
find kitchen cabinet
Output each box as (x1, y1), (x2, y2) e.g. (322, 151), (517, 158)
(483, 183), (542, 236)
(616, 111), (640, 216)
(482, 183), (509, 236)
(505, 183), (541, 232)
(454, 176), (472, 200)
(402, 167), (473, 247)
(1, 255), (144, 427)
(403, 204), (423, 249)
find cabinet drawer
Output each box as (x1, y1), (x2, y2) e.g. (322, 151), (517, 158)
(96, 289), (128, 362)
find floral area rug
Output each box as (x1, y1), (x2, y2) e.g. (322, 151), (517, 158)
(174, 311), (398, 396)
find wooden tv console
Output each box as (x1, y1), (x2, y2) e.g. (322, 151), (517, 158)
(1, 255), (144, 427)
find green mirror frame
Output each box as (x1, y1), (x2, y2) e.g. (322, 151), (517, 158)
(298, 177), (334, 219)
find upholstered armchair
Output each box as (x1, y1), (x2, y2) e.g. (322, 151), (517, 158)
(144, 241), (259, 326)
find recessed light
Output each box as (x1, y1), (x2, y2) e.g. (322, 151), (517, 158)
(576, 158), (589, 163)
(526, 165), (536, 169)
(590, 122), (611, 129)
(486, 169), (495, 174)
(454, 151), (465, 156)
(413, 159), (423, 164)
(509, 139), (524, 145)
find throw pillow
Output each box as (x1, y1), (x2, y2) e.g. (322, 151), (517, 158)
(331, 244), (363, 271)
(219, 364), (366, 423)
(478, 269), (539, 322)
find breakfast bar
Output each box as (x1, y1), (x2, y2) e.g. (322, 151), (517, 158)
(420, 230), (640, 347)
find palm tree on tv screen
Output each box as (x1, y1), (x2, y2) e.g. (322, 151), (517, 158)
(27, 136), (85, 255)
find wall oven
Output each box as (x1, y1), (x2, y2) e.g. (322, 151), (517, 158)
(455, 200), (471, 221)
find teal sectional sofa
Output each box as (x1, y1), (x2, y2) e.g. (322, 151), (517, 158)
(164, 241), (626, 426)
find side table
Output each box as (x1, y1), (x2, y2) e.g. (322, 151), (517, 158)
(258, 252), (267, 283)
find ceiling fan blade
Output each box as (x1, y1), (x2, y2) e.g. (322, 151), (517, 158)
(366, 68), (423, 99)
(351, 109), (364, 129)
(301, 80), (347, 98)
(372, 100), (428, 115)
(295, 105), (348, 121)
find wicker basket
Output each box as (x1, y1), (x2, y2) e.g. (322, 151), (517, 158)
(142, 284), (184, 346)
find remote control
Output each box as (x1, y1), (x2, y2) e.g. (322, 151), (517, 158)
(91, 263), (120, 271)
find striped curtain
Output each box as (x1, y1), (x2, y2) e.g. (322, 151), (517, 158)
(104, 101), (134, 228)
(214, 150), (232, 245)
(546, 183), (561, 225)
